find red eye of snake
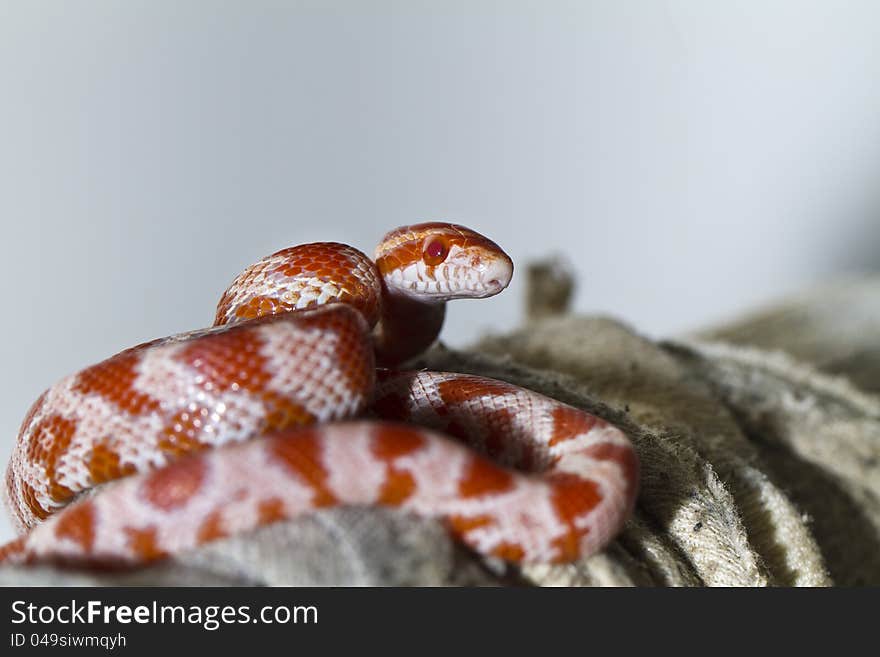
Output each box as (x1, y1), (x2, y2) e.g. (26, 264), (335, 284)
(422, 237), (449, 266)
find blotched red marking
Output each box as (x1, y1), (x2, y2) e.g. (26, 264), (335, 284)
(547, 472), (603, 561)
(177, 326), (271, 395)
(432, 379), (525, 461)
(261, 391), (316, 431)
(491, 543), (526, 562)
(372, 425), (425, 459)
(196, 510), (228, 543)
(201, 310), (372, 430)
(124, 525), (168, 561)
(141, 458), (207, 511)
(88, 444), (137, 486)
(371, 425), (425, 505)
(72, 348), (161, 416)
(549, 405), (597, 446)
(257, 497), (286, 524)
(377, 469), (416, 505)
(447, 514), (495, 535)
(458, 457), (514, 498)
(268, 430), (338, 506)
(436, 377), (517, 404)
(53, 501), (97, 552)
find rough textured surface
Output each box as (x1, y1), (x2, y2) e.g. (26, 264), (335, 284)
(4, 268), (880, 586)
(696, 276), (880, 394)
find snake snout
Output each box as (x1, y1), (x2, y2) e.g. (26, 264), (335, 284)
(480, 254), (514, 296)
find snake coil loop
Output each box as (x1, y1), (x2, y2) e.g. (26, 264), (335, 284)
(2, 222), (638, 567)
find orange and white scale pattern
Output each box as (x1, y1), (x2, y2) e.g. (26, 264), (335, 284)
(0, 222), (639, 567)
(4, 307), (375, 533)
(1, 373), (637, 566)
(214, 242), (382, 328)
(372, 372), (638, 562)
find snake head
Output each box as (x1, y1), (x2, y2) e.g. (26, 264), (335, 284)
(374, 222), (514, 301)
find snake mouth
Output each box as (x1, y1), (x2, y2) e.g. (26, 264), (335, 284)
(469, 279), (504, 298)
(478, 256), (514, 296)
(381, 254), (513, 301)
(447, 256), (513, 299)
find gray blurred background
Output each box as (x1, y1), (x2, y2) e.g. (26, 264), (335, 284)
(2, 1), (880, 542)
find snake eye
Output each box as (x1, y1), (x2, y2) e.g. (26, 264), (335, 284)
(422, 237), (449, 266)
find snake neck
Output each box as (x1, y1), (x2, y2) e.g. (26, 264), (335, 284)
(372, 288), (446, 366)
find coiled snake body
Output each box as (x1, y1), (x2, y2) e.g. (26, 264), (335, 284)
(1, 223), (638, 567)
